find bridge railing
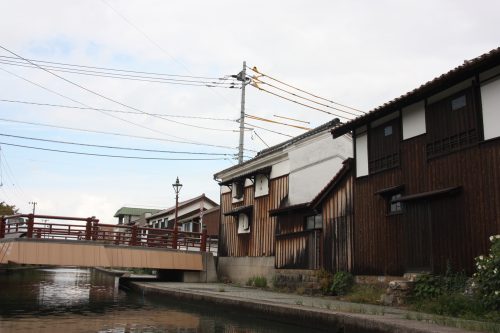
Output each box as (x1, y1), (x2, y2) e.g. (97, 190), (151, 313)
(0, 214), (215, 253)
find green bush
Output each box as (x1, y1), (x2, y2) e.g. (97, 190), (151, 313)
(330, 271), (354, 296)
(246, 276), (267, 288)
(472, 235), (500, 310)
(411, 264), (467, 301)
(315, 269), (334, 294)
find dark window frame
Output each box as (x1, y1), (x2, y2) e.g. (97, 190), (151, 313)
(305, 214), (323, 230)
(368, 116), (401, 174)
(425, 87), (480, 159)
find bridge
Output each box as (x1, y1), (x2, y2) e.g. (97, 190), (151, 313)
(0, 214), (217, 277)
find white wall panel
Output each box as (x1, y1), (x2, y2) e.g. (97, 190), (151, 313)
(481, 77), (500, 140)
(402, 101), (426, 139)
(355, 133), (369, 177)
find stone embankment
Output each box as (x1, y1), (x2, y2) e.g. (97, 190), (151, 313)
(122, 281), (484, 333)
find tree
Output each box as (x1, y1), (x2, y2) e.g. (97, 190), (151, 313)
(0, 201), (19, 215)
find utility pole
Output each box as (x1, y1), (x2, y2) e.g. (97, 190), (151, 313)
(236, 61), (247, 164)
(29, 201), (37, 215)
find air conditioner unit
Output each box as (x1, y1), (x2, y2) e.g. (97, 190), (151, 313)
(237, 213), (250, 234)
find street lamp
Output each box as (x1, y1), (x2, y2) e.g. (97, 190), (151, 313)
(172, 177), (182, 249)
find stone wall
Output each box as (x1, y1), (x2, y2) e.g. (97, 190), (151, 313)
(217, 256), (275, 284)
(272, 269), (321, 294)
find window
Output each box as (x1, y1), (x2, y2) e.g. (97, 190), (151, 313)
(232, 180), (244, 202)
(388, 193), (403, 214)
(167, 220), (175, 229)
(254, 174), (269, 197)
(306, 214), (323, 230)
(369, 118), (401, 174)
(451, 95), (466, 110)
(426, 88), (479, 159)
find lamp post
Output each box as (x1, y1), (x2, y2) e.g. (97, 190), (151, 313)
(172, 177), (183, 249)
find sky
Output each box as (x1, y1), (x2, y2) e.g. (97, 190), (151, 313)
(0, 1), (498, 223)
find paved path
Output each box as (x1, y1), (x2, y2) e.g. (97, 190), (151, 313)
(126, 281), (497, 333)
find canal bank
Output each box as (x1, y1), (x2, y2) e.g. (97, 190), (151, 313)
(123, 281), (492, 333)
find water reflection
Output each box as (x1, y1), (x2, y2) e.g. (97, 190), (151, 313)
(0, 268), (325, 333)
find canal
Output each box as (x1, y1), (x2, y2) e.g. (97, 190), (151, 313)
(0, 268), (328, 332)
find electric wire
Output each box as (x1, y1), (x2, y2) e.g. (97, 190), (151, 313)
(0, 46), (241, 141)
(0, 142), (230, 161)
(247, 65), (365, 114)
(252, 131), (269, 148)
(0, 64), (238, 141)
(0, 99), (235, 121)
(245, 113), (311, 130)
(245, 122), (293, 138)
(250, 75), (361, 118)
(100, 0), (242, 115)
(0, 57), (240, 88)
(0, 117), (258, 153)
(0, 133), (234, 156)
(250, 83), (350, 121)
(0, 149), (32, 201)
(0, 55), (223, 80)
(273, 115), (310, 125)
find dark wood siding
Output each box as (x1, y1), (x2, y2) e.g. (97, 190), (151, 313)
(275, 211), (322, 269)
(369, 117), (401, 174)
(354, 130), (500, 275)
(426, 87), (480, 158)
(321, 171), (354, 273)
(203, 207), (220, 237)
(219, 175), (288, 257)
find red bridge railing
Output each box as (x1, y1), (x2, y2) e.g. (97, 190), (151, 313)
(0, 214), (215, 253)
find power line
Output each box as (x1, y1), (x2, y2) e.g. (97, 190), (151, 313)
(273, 115), (310, 125)
(250, 83), (349, 121)
(247, 66), (365, 114)
(0, 45), (240, 141)
(99, 0), (243, 121)
(0, 149), (32, 201)
(0, 64), (237, 138)
(0, 57), (240, 88)
(0, 141), (230, 161)
(0, 55), (223, 80)
(0, 98), (235, 121)
(0, 133), (234, 156)
(252, 131), (269, 148)
(0, 117), (258, 152)
(245, 113), (311, 130)
(250, 75), (361, 118)
(245, 122), (293, 138)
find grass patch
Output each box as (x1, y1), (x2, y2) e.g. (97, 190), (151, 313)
(246, 276), (268, 288)
(342, 284), (385, 305)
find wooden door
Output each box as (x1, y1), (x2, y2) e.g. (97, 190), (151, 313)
(404, 201), (432, 271)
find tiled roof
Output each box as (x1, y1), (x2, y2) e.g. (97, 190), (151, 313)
(332, 47), (500, 137)
(148, 194), (218, 219)
(113, 207), (161, 218)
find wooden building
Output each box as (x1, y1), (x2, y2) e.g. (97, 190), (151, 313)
(332, 47), (500, 275)
(214, 119), (352, 282)
(271, 159), (354, 272)
(146, 194), (218, 233)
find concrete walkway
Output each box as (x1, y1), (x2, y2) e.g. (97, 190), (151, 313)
(124, 281), (498, 333)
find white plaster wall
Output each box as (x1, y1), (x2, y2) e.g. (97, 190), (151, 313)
(288, 134), (351, 205)
(355, 133), (369, 178)
(481, 77), (500, 140)
(402, 101), (426, 140)
(270, 159), (290, 179)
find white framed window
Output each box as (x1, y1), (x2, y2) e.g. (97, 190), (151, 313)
(254, 174), (269, 197)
